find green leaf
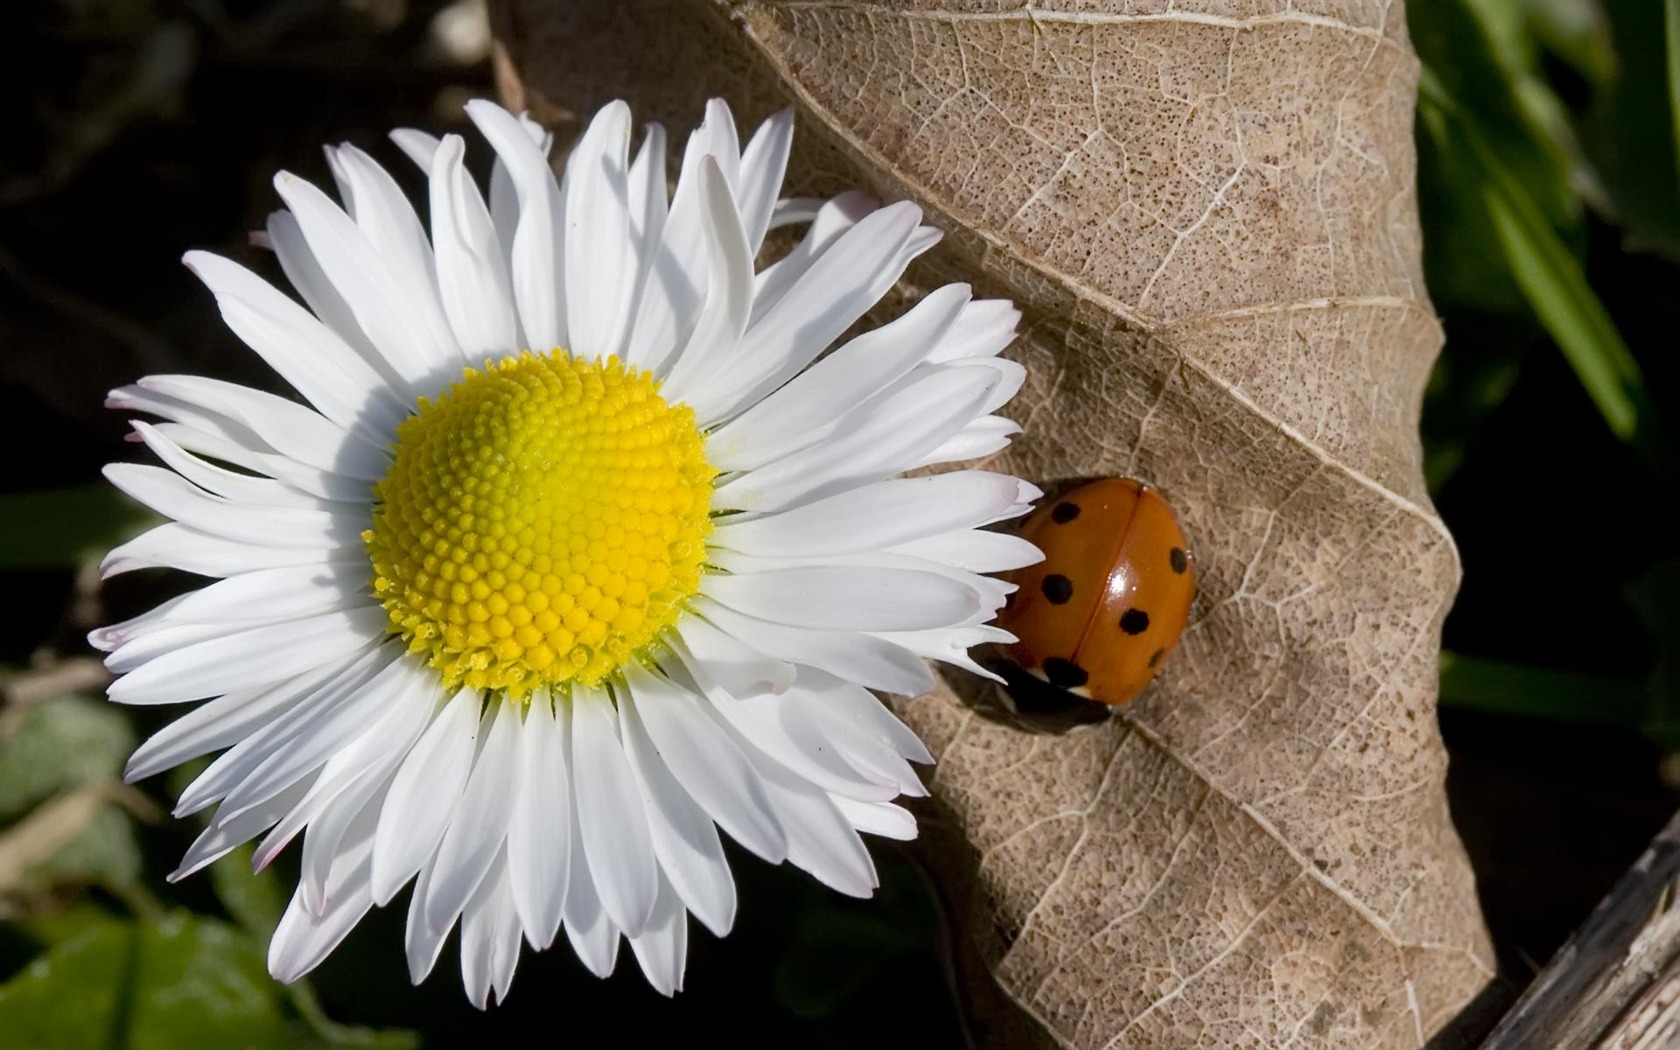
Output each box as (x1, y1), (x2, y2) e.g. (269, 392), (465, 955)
(1438, 651), (1647, 728)
(1411, 0), (1584, 231)
(14, 803), (142, 897)
(1418, 72), (1663, 461)
(209, 846), (418, 1049)
(1582, 0), (1680, 259)
(1669, 0), (1680, 195)
(0, 912), (296, 1050)
(0, 485), (158, 570)
(0, 695), (133, 822)
(1527, 0), (1616, 88)
(208, 845), (286, 938)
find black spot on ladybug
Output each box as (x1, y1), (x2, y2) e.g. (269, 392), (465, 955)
(1042, 657), (1088, 689)
(1119, 609), (1150, 635)
(1051, 501), (1081, 524)
(1169, 547), (1188, 574)
(1148, 648), (1165, 668)
(1042, 574), (1074, 604)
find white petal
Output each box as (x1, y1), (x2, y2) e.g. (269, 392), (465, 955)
(107, 607), (385, 705)
(964, 357), (1027, 414)
(925, 297), (1021, 362)
(562, 779), (621, 979)
(764, 767), (878, 898)
(671, 615), (795, 698)
(145, 421), (367, 502)
(486, 111), (549, 258)
(466, 100), (567, 351)
(658, 158), (755, 419)
(563, 100), (636, 358)
(710, 471), (1039, 558)
(268, 810), (376, 983)
(169, 780), (312, 882)
(170, 647), (387, 815)
(182, 250), (406, 437)
(708, 203), (930, 422)
(298, 775), (388, 917)
(253, 663), (437, 872)
(327, 143), (448, 344)
(622, 122), (668, 347)
(103, 464), (360, 551)
(707, 549), (1013, 631)
(372, 686), (482, 905)
(104, 620), (265, 675)
(429, 134), (518, 358)
(693, 597), (934, 698)
(703, 707), (879, 898)
(802, 669), (934, 766)
(750, 191), (877, 323)
(266, 210), (398, 390)
(459, 850), (523, 1008)
(619, 693), (735, 937)
(215, 653), (409, 826)
(913, 415), (1022, 468)
(570, 685), (657, 937)
(706, 283), (970, 472)
(627, 873), (688, 996)
(734, 109), (794, 252)
(507, 690), (570, 950)
(625, 99), (739, 376)
(622, 661), (785, 863)
(710, 366), (1000, 514)
(405, 863), (450, 983)
(118, 563), (365, 631)
(887, 529), (1044, 573)
(101, 522), (348, 580)
(125, 684), (300, 782)
(273, 168), (456, 386)
(768, 196), (824, 228)
(684, 99), (741, 189)
(873, 624), (1016, 685)
(424, 697), (522, 932)
(685, 654), (903, 803)
(701, 565), (980, 632)
(775, 685), (926, 800)
(389, 128), (442, 170)
(831, 797), (918, 841)
(119, 375), (388, 480)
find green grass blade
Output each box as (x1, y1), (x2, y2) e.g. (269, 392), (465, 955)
(1418, 71), (1662, 461)
(1438, 651), (1648, 729)
(1667, 0), (1680, 190)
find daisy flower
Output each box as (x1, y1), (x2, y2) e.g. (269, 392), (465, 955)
(92, 97), (1038, 1006)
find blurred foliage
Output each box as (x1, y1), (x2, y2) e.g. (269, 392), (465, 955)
(1413, 0), (1680, 981)
(1414, 0), (1680, 721)
(0, 485), (158, 570)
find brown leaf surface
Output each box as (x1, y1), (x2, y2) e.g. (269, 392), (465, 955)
(492, 1), (1495, 1045)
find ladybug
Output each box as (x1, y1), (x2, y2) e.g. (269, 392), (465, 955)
(997, 478), (1194, 706)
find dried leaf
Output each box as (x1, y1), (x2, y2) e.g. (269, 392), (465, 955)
(492, 2), (1495, 1045)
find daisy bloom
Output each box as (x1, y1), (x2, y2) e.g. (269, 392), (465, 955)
(93, 97), (1038, 1005)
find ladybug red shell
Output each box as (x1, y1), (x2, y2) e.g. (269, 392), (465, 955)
(998, 478), (1194, 706)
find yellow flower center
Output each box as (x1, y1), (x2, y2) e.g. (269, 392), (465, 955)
(364, 350), (714, 700)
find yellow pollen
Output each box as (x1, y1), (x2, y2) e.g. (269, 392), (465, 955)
(364, 350), (714, 700)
